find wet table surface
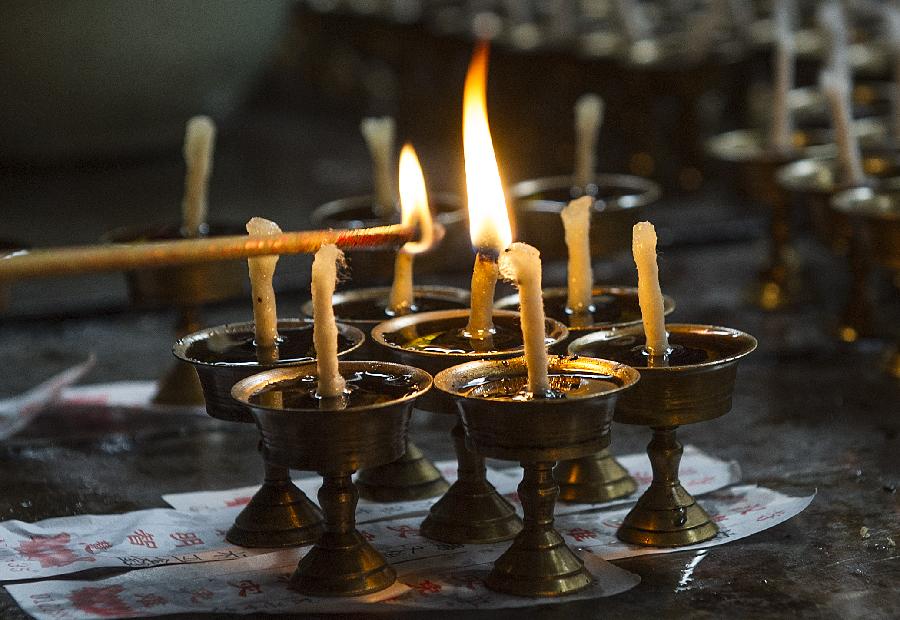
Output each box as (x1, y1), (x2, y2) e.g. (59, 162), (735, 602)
(0, 107), (898, 619)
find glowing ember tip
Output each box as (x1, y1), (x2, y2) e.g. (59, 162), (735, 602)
(463, 42), (513, 253)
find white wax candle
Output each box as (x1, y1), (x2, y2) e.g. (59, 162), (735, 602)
(388, 251), (415, 315)
(466, 253), (499, 338)
(770, 0), (795, 153)
(181, 116), (216, 237)
(500, 243), (549, 395)
(821, 70), (866, 187)
(361, 116), (397, 217)
(311, 244), (346, 399)
(246, 217), (282, 363)
(816, 1), (850, 82)
(632, 222), (669, 356)
(561, 196), (594, 314)
(884, 7), (900, 140)
(574, 94), (604, 188)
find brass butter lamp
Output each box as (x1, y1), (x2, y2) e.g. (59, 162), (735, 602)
(569, 323), (757, 546)
(232, 360), (432, 596)
(434, 355), (640, 596)
(173, 319), (363, 547)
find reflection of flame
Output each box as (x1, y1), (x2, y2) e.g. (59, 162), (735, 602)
(464, 42), (513, 252)
(399, 143), (434, 254)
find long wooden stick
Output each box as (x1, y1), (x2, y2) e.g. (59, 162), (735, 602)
(0, 224), (412, 281)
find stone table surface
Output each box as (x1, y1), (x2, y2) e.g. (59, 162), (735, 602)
(0, 106), (898, 619)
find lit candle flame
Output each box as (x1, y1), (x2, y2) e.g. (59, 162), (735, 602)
(398, 143), (434, 255)
(463, 42), (513, 252)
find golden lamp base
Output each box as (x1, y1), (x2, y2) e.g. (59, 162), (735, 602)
(616, 427), (717, 546)
(434, 356), (640, 597)
(233, 361), (431, 597)
(356, 440), (450, 502)
(292, 473), (396, 597)
(419, 422), (522, 544)
(555, 448), (637, 504)
(569, 324), (757, 547)
(227, 462), (324, 548)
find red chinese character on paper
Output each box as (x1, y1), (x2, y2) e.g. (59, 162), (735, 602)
(225, 496), (253, 507)
(734, 503), (765, 516)
(359, 529), (375, 541)
(126, 530), (157, 549)
(387, 525), (419, 539)
(17, 533), (96, 568)
(756, 510), (785, 522)
(169, 532), (203, 547)
(68, 585), (133, 618)
(712, 514), (729, 523)
(83, 540), (113, 555)
(448, 571), (482, 590)
(189, 588), (214, 603)
(406, 579), (442, 594)
(632, 471), (653, 485)
(565, 528), (598, 542)
(229, 580), (262, 597)
(686, 475), (716, 486)
(134, 593), (167, 608)
(681, 467), (698, 476)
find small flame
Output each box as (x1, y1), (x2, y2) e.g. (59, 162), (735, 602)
(399, 143), (434, 254)
(463, 42), (513, 252)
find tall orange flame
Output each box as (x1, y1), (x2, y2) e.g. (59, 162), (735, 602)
(398, 143), (434, 255)
(463, 42), (513, 252)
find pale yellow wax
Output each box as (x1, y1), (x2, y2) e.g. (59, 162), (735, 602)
(311, 244), (346, 398)
(632, 222), (669, 355)
(361, 116), (397, 217)
(499, 242), (549, 395)
(181, 116), (216, 237)
(466, 253), (499, 338)
(388, 251), (415, 315)
(822, 70), (865, 186)
(574, 94), (604, 188)
(561, 196), (594, 314)
(246, 217), (282, 363)
(770, 1), (795, 153)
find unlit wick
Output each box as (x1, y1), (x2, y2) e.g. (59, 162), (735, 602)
(246, 217), (282, 365)
(770, 0), (795, 153)
(388, 144), (435, 315)
(311, 244), (346, 399)
(574, 94), (604, 188)
(499, 242), (550, 396)
(181, 116), (216, 237)
(561, 196), (595, 316)
(361, 116), (397, 218)
(632, 222), (669, 359)
(821, 70), (866, 187)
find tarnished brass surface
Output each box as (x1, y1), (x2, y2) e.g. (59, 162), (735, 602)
(301, 285), (470, 361)
(226, 460), (324, 548)
(153, 307), (205, 406)
(311, 192), (468, 284)
(371, 310), (568, 543)
(569, 324), (756, 546)
(356, 439), (449, 502)
(509, 174), (660, 260)
(433, 356), (639, 597)
(555, 448), (638, 504)
(233, 361), (431, 596)
(173, 319), (364, 422)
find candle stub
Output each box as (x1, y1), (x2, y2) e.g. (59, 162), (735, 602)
(561, 196), (595, 315)
(499, 242), (550, 396)
(821, 70), (866, 187)
(574, 94), (604, 188)
(361, 116), (397, 217)
(770, 0), (795, 153)
(311, 244), (347, 399)
(246, 217), (282, 364)
(388, 144), (435, 315)
(632, 222), (669, 357)
(181, 116), (216, 237)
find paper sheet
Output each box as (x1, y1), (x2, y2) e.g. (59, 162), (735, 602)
(0, 357), (95, 440)
(5, 485), (813, 617)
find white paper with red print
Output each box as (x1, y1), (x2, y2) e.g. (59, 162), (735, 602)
(0, 358), (95, 440)
(4, 484), (812, 617)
